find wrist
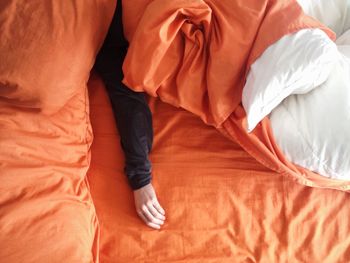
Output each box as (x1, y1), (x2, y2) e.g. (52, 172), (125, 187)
(129, 175), (152, 190)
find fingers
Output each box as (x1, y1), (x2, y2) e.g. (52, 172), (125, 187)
(142, 205), (164, 225)
(136, 202), (165, 230)
(137, 210), (161, 230)
(133, 184), (166, 230)
(152, 199), (165, 216)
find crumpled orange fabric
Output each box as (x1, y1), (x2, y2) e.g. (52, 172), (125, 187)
(0, 86), (99, 263)
(122, 0), (349, 191)
(0, 0), (115, 115)
(0, 1), (118, 261)
(88, 73), (350, 262)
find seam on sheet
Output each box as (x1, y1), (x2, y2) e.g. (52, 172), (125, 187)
(83, 85), (101, 263)
(341, 2), (348, 34)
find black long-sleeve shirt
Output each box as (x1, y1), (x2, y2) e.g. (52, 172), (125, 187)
(94, 3), (153, 190)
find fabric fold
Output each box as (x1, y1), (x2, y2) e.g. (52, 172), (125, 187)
(122, 0), (348, 190)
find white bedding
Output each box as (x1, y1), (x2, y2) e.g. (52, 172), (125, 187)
(297, 0), (350, 36)
(243, 0), (350, 179)
(337, 29), (350, 45)
(270, 51), (350, 179)
(242, 29), (337, 132)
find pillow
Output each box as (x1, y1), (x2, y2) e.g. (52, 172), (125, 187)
(296, 0), (350, 36)
(0, 0), (116, 114)
(242, 28), (338, 132)
(269, 48), (350, 180)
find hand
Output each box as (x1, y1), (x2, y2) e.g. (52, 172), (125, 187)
(134, 183), (166, 229)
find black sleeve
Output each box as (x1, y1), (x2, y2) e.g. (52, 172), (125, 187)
(93, 3), (153, 190)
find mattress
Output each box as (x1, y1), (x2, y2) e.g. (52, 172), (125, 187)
(87, 74), (350, 262)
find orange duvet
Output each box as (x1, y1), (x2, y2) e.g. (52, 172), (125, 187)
(86, 1), (350, 261)
(122, 0), (350, 190)
(88, 73), (350, 262)
(2, 0), (350, 262)
(0, 86), (99, 262)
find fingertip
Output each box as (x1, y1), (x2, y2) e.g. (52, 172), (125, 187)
(153, 225), (161, 230)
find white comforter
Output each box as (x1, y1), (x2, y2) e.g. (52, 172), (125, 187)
(270, 48), (350, 180)
(244, 0), (350, 180)
(297, 0), (350, 36)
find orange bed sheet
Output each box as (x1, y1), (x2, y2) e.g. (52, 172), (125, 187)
(88, 74), (350, 263)
(0, 86), (99, 263)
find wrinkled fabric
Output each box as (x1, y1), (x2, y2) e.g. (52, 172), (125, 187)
(0, 0), (116, 114)
(122, 0), (333, 126)
(122, 0), (349, 190)
(0, 1), (118, 261)
(0, 86), (100, 263)
(88, 75), (350, 262)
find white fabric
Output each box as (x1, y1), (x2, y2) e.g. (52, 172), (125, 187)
(243, 0), (350, 179)
(297, 0), (350, 36)
(337, 29), (350, 45)
(270, 49), (350, 180)
(242, 29), (338, 132)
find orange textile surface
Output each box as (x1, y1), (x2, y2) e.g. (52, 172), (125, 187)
(0, 0), (115, 114)
(121, 0), (348, 190)
(88, 74), (350, 263)
(0, 86), (99, 262)
(122, 0), (333, 126)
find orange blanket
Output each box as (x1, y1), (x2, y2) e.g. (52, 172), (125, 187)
(88, 74), (350, 262)
(122, 0), (349, 190)
(0, 87), (99, 262)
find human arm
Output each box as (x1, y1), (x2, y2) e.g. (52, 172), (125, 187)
(93, 2), (165, 229)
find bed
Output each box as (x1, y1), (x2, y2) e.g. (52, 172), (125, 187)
(88, 1), (350, 262)
(1, 0), (350, 262)
(88, 73), (350, 262)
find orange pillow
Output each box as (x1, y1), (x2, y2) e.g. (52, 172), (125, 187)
(0, 0), (116, 114)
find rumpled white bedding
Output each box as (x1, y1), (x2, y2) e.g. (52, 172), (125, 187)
(267, 1), (350, 179)
(243, 29), (338, 132)
(270, 51), (350, 180)
(297, 0), (350, 36)
(243, 0), (350, 180)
